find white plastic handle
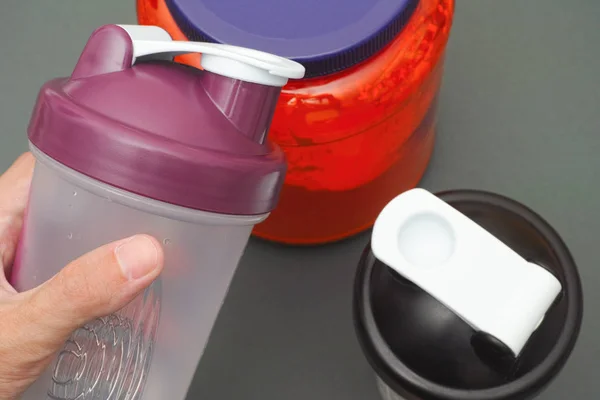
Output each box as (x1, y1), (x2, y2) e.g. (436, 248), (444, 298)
(117, 25), (305, 87)
(371, 188), (562, 356)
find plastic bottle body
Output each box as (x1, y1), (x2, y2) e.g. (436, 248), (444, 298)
(376, 377), (406, 400)
(137, 0), (454, 244)
(13, 145), (265, 400)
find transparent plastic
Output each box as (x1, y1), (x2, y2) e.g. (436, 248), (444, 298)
(376, 377), (405, 400)
(13, 146), (266, 400)
(137, 0), (455, 244)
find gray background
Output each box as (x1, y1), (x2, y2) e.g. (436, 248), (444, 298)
(1, 0), (598, 399)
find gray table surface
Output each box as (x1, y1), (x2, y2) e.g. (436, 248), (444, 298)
(1, 1), (598, 399)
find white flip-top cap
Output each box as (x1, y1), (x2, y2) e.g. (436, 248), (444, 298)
(371, 188), (562, 356)
(117, 25), (305, 87)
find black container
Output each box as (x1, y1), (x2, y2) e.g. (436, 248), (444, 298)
(353, 190), (583, 400)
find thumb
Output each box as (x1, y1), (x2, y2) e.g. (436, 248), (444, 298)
(21, 234), (163, 347)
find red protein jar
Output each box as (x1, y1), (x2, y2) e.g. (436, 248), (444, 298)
(138, 0), (455, 245)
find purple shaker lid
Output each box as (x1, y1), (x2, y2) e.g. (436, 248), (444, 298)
(166, 0), (420, 78)
(28, 25), (305, 215)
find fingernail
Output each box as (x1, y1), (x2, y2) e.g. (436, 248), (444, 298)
(116, 235), (159, 280)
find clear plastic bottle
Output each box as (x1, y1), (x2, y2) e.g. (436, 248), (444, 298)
(11, 24), (304, 400)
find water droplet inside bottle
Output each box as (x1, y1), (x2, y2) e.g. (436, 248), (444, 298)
(67, 232), (73, 239)
(163, 238), (171, 246)
(72, 191), (78, 197)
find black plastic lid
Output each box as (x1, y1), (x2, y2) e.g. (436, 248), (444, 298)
(353, 190), (583, 400)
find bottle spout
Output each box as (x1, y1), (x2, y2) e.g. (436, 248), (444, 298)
(199, 72), (281, 144)
(70, 25), (304, 143)
(112, 25), (305, 143)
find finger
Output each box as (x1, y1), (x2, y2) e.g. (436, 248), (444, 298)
(17, 234), (163, 349)
(0, 152), (35, 270)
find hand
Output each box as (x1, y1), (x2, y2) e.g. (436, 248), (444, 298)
(0, 153), (165, 399)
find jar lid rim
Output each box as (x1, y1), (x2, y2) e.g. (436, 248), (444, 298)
(166, 0), (421, 78)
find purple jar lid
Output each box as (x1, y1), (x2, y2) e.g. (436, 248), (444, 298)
(28, 25), (299, 216)
(166, 0), (420, 78)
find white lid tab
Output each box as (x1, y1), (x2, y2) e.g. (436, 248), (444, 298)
(116, 25), (305, 87)
(371, 188), (562, 356)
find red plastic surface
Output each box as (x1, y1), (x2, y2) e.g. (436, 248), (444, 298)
(137, 0), (455, 244)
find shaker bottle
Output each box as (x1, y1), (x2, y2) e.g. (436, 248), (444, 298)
(354, 189), (583, 400)
(11, 24), (304, 400)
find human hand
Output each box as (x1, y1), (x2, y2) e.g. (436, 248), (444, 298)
(0, 153), (164, 399)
